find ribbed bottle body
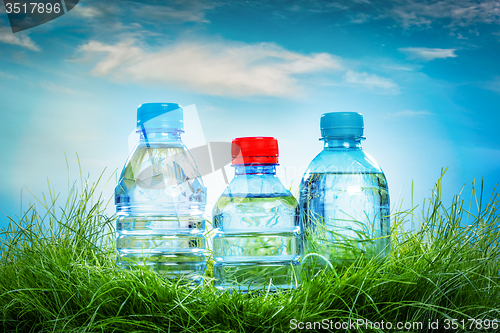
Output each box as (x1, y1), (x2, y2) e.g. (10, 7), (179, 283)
(212, 165), (300, 291)
(299, 140), (390, 272)
(115, 141), (207, 282)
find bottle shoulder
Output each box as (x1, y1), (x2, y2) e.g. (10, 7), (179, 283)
(306, 148), (383, 174)
(213, 174), (296, 213)
(119, 144), (201, 177)
(212, 190), (298, 229)
(220, 174), (294, 198)
(115, 143), (206, 197)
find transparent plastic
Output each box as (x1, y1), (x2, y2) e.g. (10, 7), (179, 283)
(299, 137), (390, 272)
(212, 165), (301, 291)
(115, 130), (207, 283)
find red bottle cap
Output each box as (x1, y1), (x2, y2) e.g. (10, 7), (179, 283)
(231, 137), (279, 165)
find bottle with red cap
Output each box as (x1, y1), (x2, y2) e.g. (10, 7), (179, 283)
(212, 137), (301, 292)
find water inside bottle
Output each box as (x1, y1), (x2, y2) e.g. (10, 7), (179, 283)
(299, 172), (390, 270)
(115, 145), (207, 281)
(212, 194), (300, 291)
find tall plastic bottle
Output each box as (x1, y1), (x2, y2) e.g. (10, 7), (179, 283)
(115, 103), (207, 282)
(212, 137), (301, 291)
(299, 112), (390, 272)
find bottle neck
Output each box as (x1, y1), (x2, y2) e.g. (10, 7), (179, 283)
(139, 129), (183, 143)
(234, 165), (277, 176)
(323, 137), (363, 150)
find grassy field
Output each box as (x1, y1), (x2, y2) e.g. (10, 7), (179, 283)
(1, 172), (499, 332)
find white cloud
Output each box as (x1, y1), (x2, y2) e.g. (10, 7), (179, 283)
(0, 27), (40, 51)
(0, 70), (18, 80)
(343, 70), (398, 92)
(40, 81), (77, 95)
(390, 110), (433, 117)
(485, 77), (500, 94)
(285, 0), (349, 13)
(381, 64), (415, 71)
(131, 2), (215, 23)
(388, 0), (500, 28)
(73, 5), (103, 19)
(350, 13), (370, 24)
(74, 0), (220, 23)
(399, 47), (457, 61)
(79, 38), (343, 97)
(286, 0), (500, 32)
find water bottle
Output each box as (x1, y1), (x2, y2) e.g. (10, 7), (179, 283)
(212, 137), (301, 291)
(299, 112), (390, 272)
(115, 103), (207, 282)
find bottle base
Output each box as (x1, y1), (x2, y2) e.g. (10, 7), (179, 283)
(117, 253), (206, 284)
(213, 260), (301, 292)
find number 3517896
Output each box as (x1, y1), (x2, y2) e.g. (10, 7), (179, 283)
(444, 319), (498, 330)
(5, 2), (61, 14)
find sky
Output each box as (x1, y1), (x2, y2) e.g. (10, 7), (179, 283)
(0, 0), (499, 230)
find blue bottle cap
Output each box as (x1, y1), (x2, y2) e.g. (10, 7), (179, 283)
(320, 112), (364, 139)
(137, 103), (183, 131)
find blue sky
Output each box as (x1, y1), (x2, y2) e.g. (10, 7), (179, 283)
(0, 0), (499, 229)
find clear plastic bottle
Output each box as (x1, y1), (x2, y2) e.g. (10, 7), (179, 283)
(212, 137), (301, 292)
(115, 103), (207, 282)
(299, 112), (390, 272)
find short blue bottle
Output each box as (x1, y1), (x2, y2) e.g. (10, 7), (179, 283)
(212, 137), (301, 291)
(299, 112), (390, 271)
(115, 103), (207, 282)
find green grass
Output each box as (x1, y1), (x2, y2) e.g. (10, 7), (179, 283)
(1, 171), (499, 332)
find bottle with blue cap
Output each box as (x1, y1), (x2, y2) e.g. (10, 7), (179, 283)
(115, 103), (207, 282)
(299, 112), (390, 272)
